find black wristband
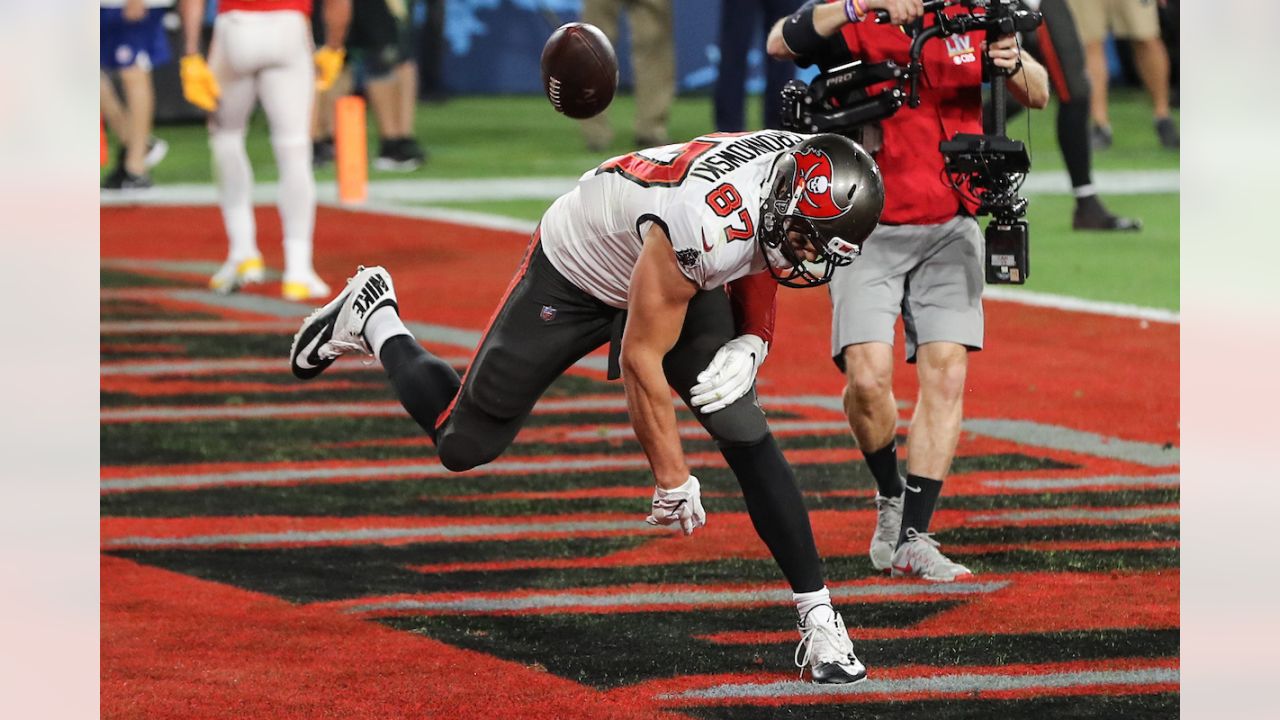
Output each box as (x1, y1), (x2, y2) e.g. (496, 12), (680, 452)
(780, 1), (829, 59)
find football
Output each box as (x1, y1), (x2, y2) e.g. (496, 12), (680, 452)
(540, 23), (618, 120)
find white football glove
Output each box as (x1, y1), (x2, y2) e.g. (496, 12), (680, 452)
(645, 475), (707, 536)
(690, 334), (768, 414)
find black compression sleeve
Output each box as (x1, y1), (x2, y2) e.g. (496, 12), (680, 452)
(780, 1), (827, 63)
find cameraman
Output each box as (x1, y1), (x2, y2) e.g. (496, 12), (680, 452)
(767, 0), (1047, 582)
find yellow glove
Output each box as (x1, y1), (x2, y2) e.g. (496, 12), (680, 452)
(314, 46), (346, 92)
(180, 54), (220, 112)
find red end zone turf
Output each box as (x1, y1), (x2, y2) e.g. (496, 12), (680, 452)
(101, 205), (1179, 718)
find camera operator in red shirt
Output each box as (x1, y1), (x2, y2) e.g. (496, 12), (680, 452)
(768, 0), (1047, 582)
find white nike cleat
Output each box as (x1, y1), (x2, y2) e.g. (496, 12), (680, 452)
(208, 255), (265, 294)
(794, 607), (868, 684)
(890, 528), (974, 582)
(869, 493), (904, 571)
(282, 270), (332, 302)
(289, 265), (397, 380)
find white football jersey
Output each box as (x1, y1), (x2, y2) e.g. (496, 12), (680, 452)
(540, 130), (809, 308)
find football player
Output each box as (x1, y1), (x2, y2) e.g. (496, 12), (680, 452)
(290, 131), (884, 683)
(177, 0), (351, 301)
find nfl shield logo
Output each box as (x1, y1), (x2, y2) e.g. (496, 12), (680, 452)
(540, 305), (557, 322)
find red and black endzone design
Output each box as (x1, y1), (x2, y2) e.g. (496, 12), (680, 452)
(100, 205), (1180, 718)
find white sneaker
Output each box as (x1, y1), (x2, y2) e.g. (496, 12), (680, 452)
(282, 270), (332, 302)
(870, 493), (904, 571)
(794, 608), (867, 684)
(890, 528), (973, 582)
(289, 265), (397, 380)
(208, 255), (265, 294)
(144, 136), (169, 170)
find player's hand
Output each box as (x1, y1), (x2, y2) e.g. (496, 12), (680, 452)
(314, 46), (346, 92)
(645, 475), (707, 536)
(865, 0), (924, 25)
(690, 334), (767, 414)
(984, 34), (1023, 72)
(180, 54), (220, 112)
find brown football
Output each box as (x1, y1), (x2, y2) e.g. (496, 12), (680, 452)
(540, 23), (618, 120)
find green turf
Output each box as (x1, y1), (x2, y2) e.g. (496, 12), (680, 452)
(137, 90), (1175, 182)
(1007, 88), (1179, 173)
(125, 91), (1178, 310)
(1010, 192), (1179, 309)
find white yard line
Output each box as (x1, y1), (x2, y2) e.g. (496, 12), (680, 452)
(99, 170), (1177, 207)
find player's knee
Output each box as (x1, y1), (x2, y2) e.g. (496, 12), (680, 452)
(704, 401), (770, 448)
(436, 432), (499, 473)
(270, 132), (310, 152)
(920, 355), (968, 405)
(209, 128), (247, 153)
(843, 350), (892, 405)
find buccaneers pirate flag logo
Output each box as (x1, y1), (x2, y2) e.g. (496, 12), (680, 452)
(791, 148), (852, 219)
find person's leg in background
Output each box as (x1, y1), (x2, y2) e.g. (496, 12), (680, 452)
(100, 6), (170, 188)
(100, 72), (129, 169)
(258, 11), (327, 300)
(889, 216), (982, 582)
(309, 11), (340, 168)
(1159, 0), (1178, 107)
(1114, 0), (1177, 148)
(828, 222), (914, 572)
(393, 1), (427, 164)
(1065, 0), (1113, 150)
(205, 14), (266, 294)
(117, 61), (155, 180)
(578, 0), (623, 151)
(761, 0), (803, 129)
(310, 69), (349, 168)
(1033, 0), (1140, 230)
(627, 0), (675, 146)
(713, 0), (755, 132)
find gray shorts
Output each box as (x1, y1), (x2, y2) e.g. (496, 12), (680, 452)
(829, 215), (984, 367)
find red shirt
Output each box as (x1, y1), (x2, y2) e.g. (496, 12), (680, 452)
(218, 0), (312, 15)
(838, 7), (985, 224)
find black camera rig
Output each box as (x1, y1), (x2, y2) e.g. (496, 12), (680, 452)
(779, 0), (1042, 283)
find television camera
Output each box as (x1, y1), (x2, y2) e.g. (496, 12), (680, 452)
(779, 0), (1042, 283)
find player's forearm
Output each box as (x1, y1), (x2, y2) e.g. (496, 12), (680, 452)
(768, 1), (850, 60)
(178, 0), (205, 56)
(1008, 55), (1050, 109)
(321, 0), (352, 50)
(622, 349), (690, 490)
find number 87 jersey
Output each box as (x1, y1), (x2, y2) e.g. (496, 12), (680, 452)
(539, 130), (811, 309)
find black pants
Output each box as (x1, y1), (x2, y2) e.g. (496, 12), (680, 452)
(381, 233), (826, 593)
(988, 0), (1093, 190)
(713, 0), (806, 132)
(434, 238), (769, 471)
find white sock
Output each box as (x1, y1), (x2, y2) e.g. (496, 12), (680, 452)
(793, 587), (835, 626)
(1073, 183), (1097, 199)
(364, 305), (411, 358)
(283, 237), (312, 282)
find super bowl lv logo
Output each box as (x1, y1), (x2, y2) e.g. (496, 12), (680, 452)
(945, 35), (977, 65)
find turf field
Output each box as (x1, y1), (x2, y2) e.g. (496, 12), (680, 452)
(101, 87), (1179, 717)
(101, 196), (1179, 717)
